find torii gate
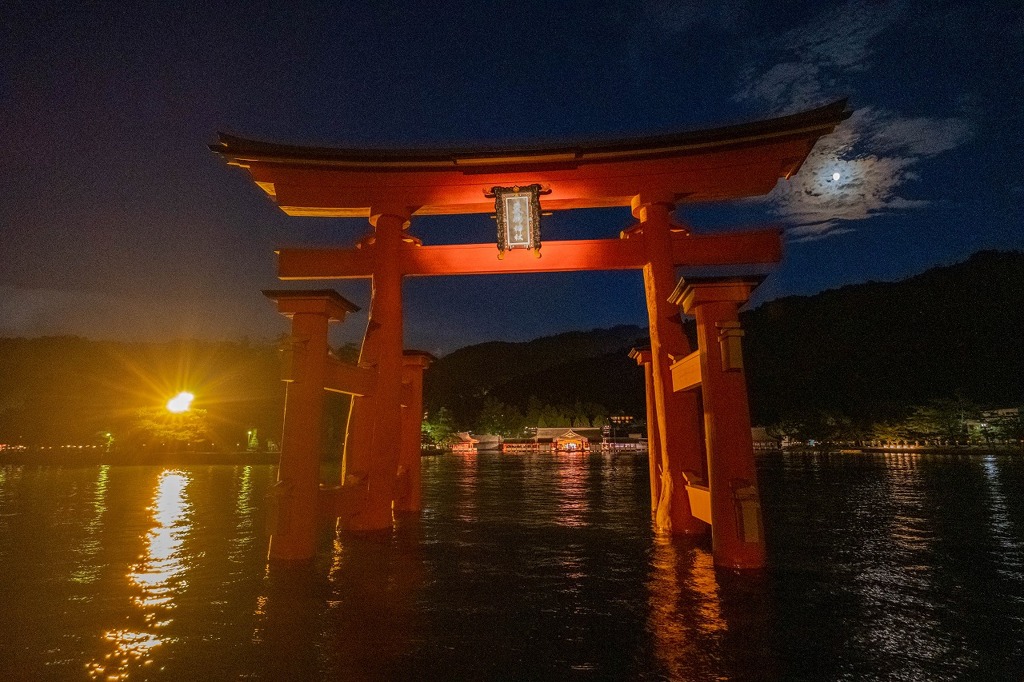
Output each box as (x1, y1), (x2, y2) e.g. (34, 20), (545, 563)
(212, 100), (849, 570)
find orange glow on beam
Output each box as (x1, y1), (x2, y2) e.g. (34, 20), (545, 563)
(324, 357), (376, 396)
(276, 229), (782, 280)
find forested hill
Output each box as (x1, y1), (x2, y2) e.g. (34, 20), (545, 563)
(744, 249), (1024, 424)
(423, 325), (648, 426)
(424, 250), (1024, 428)
(0, 251), (1019, 446)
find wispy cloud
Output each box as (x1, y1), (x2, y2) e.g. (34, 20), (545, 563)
(767, 108), (973, 240)
(733, 0), (974, 241)
(735, 1), (903, 111)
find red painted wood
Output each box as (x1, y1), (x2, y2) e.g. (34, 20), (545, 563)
(276, 229), (782, 279)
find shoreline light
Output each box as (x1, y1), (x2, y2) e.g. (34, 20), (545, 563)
(166, 392), (194, 414)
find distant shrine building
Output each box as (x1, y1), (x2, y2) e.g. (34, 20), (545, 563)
(212, 100), (850, 570)
(503, 428), (599, 454)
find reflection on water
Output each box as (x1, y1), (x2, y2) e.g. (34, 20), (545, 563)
(453, 450), (479, 523)
(1, 453), (1024, 679)
(648, 536), (724, 679)
(850, 453), (950, 673)
(981, 455), (1024, 577)
(231, 465), (257, 569)
(132, 471), (191, 610)
(71, 465), (109, 585)
(555, 454), (590, 528)
(87, 470), (192, 681)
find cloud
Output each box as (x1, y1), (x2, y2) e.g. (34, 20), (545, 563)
(735, 1), (904, 112)
(767, 108), (973, 240)
(867, 115), (974, 156)
(732, 0), (974, 240)
(779, 1), (904, 70)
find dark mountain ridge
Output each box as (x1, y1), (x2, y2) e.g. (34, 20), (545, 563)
(423, 324), (647, 425)
(0, 251), (1019, 445)
(743, 249), (1023, 424)
(425, 250), (1024, 428)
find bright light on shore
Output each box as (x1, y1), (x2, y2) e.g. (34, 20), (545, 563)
(166, 392), (194, 413)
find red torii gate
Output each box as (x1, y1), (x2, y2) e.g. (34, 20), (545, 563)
(212, 100), (849, 570)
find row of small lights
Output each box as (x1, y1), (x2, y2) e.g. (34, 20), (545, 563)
(30, 443), (219, 449)
(1, 393), (197, 452)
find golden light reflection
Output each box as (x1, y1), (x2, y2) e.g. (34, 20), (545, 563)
(71, 465), (109, 585)
(555, 454), (589, 528)
(647, 536), (726, 678)
(87, 470), (192, 680)
(230, 466), (255, 565)
(454, 452), (479, 523)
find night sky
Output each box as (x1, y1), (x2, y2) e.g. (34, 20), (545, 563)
(3, 1), (1022, 355)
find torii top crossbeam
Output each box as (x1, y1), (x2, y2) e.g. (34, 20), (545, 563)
(211, 100), (850, 219)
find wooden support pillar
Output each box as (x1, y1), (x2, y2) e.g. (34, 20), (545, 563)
(262, 290), (358, 562)
(395, 351), (434, 513)
(672, 277), (767, 570)
(632, 194), (705, 535)
(630, 348), (661, 518)
(345, 207), (411, 531)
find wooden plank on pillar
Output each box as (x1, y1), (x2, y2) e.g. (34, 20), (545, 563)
(670, 350), (703, 392)
(324, 357), (376, 396)
(685, 485), (713, 525)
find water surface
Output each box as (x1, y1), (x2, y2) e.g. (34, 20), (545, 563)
(0, 452), (1022, 680)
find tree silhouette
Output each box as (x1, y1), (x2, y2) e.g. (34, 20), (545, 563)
(131, 407), (210, 448)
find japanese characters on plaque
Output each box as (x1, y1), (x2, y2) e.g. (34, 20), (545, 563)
(492, 184), (542, 259)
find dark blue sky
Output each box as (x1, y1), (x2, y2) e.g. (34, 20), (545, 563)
(2, 1), (1021, 354)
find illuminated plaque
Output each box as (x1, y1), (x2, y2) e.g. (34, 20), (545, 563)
(492, 184), (542, 259)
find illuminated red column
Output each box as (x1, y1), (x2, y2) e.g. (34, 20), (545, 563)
(630, 347), (661, 517)
(673, 277), (766, 570)
(633, 194), (705, 535)
(263, 290), (357, 562)
(348, 207), (410, 530)
(395, 351), (434, 513)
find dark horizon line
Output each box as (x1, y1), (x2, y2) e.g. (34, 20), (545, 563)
(1, 247), (1017, 351)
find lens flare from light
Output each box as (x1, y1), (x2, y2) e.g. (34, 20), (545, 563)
(166, 392), (194, 413)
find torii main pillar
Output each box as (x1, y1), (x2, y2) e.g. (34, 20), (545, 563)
(395, 350), (434, 513)
(633, 194), (706, 536)
(670, 276), (766, 570)
(263, 290), (359, 562)
(341, 207), (412, 531)
(629, 347), (661, 518)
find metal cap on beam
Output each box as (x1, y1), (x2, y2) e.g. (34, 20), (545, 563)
(668, 275), (768, 314)
(262, 289), (361, 321)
